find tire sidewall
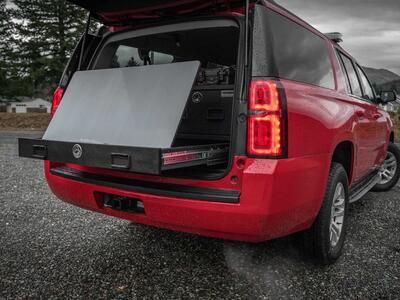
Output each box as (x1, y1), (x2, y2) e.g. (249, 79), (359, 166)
(329, 173), (349, 259)
(318, 164), (350, 263)
(373, 143), (400, 191)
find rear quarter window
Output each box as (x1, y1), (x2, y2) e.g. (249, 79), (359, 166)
(339, 53), (363, 98)
(268, 11), (335, 89)
(357, 65), (375, 101)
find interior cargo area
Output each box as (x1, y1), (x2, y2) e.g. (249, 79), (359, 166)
(93, 21), (240, 177)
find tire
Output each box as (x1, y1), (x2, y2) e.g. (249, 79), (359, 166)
(372, 142), (400, 192)
(303, 163), (349, 265)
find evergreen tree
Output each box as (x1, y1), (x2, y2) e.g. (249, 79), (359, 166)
(0, 0), (33, 98)
(0, 0), (10, 97)
(10, 0), (87, 98)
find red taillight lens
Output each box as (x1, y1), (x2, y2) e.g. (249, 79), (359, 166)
(51, 87), (65, 118)
(247, 80), (286, 157)
(249, 80), (280, 111)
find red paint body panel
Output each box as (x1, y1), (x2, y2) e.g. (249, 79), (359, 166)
(45, 151), (330, 242)
(41, 1), (393, 242)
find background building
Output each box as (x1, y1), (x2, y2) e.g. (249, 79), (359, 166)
(5, 98), (51, 113)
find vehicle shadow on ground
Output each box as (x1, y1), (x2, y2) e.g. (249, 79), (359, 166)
(116, 219), (336, 298)
(27, 186), (395, 299)
(123, 222), (310, 298)
(4, 133), (398, 299)
(106, 190), (392, 298)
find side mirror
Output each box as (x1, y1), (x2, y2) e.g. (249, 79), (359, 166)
(379, 90), (397, 104)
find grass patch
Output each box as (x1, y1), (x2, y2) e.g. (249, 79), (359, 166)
(0, 113), (50, 131)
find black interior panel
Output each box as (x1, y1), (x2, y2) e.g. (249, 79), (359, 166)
(176, 85), (234, 144)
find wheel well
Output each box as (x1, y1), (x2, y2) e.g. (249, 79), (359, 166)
(332, 141), (353, 183)
(390, 132), (395, 143)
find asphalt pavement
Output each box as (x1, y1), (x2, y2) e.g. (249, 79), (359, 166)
(0, 131), (399, 299)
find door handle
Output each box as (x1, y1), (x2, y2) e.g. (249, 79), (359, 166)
(355, 111), (365, 118)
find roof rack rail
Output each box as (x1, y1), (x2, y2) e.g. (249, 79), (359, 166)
(325, 32), (343, 43)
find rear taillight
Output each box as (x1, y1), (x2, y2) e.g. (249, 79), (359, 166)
(247, 80), (287, 157)
(51, 87), (65, 118)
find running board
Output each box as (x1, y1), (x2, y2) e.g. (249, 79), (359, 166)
(349, 172), (380, 203)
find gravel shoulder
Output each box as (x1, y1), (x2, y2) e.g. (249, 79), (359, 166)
(0, 131), (399, 299)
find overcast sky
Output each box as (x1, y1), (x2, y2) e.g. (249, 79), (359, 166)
(275, 0), (400, 75)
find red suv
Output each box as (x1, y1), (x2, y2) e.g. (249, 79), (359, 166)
(19, 0), (400, 264)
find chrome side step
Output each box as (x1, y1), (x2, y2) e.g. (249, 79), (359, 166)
(349, 172), (380, 203)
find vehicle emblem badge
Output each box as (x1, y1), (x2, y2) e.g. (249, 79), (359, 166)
(72, 144), (83, 159)
(192, 92), (203, 104)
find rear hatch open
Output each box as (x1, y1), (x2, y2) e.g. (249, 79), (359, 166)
(19, 60), (230, 175)
(19, 15), (242, 177)
(68, 0), (249, 24)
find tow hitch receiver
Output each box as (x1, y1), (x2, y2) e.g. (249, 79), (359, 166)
(103, 194), (145, 214)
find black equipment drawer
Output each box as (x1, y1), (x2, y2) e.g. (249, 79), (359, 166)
(18, 138), (228, 175)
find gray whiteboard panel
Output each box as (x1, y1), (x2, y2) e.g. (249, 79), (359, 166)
(44, 61), (200, 148)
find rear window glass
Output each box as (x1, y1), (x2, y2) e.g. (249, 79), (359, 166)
(94, 26), (239, 71)
(269, 11), (335, 89)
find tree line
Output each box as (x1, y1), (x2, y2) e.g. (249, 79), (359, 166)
(0, 0), (87, 100)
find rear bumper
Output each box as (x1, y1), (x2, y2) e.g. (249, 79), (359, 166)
(51, 166), (240, 203)
(44, 154), (331, 242)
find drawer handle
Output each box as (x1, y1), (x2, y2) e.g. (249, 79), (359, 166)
(32, 145), (47, 159)
(111, 153), (131, 170)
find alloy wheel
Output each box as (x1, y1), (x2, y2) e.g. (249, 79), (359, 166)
(330, 182), (345, 248)
(378, 152), (397, 185)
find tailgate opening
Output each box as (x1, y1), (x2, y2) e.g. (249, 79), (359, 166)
(19, 19), (241, 179)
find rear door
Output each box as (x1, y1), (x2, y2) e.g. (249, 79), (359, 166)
(68, 0), (251, 24)
(355, 64), (388, 167)
(337, 51), (379, 181)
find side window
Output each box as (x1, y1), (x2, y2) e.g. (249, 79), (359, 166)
(110, 45), (174, 68)
(268, 10), (335, 89)
(356, 65), (375, 101)
(112, 45), (139, 68)
(336, 52), (351, 94)
(339, 53), (362, 97)
(153, 52), (175, 65)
